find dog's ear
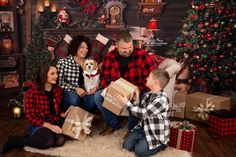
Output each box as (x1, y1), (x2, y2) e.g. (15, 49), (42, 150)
(93, 60), (98, 70)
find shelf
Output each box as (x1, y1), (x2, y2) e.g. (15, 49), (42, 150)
(0, 53), (22, 57)
(0, 2), (23, 96)
(138, 2), (167, 18)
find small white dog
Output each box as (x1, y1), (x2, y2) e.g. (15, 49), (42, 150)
(83, 59), (100, 93)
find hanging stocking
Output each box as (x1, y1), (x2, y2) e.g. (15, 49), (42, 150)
(54, 34), (72, 62)
(91, 33), (109, 63)
(46, 34), (61, 60)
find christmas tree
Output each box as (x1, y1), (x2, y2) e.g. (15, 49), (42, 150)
(24, 25), (51, 81)
(172, 0), (236, 91)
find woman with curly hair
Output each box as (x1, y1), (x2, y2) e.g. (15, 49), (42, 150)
(56, 35), (97, 113)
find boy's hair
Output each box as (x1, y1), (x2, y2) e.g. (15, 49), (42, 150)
(151, 69), (170, 89)
(117, 31), (132, 43)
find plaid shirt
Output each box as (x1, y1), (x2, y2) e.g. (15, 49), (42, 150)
(126, 90), (170, 150)
(57, 55), (82, 92)
(24, 85), (62, 126)
(100, 48), (157, 91)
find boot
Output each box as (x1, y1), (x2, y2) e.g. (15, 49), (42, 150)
(1, 136), (25, 154)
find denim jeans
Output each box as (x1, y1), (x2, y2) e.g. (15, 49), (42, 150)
(62, 90), (96, 113)
(123, 128), (166, 157)
(94, 89), (144, 130)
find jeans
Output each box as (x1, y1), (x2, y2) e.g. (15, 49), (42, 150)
(94, 89), (144, 130)
(62, 91), (96, 113)
(123, 128), (167, 157)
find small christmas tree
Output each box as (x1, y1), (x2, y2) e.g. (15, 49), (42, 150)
(24, 25), (51, 81)
(171, 0), (236, 91)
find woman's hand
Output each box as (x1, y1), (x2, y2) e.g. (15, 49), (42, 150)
(87, 86), (98, 95)
(76, 87), (86, 97)
(43, 122), (62, 134)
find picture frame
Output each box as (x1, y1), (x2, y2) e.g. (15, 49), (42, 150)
(0, 11), (14, 32)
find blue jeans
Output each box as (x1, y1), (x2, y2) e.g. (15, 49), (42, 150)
(94, 89), (144, 130)
(62, 91), (96, 113)
(123, 128), (166, 157)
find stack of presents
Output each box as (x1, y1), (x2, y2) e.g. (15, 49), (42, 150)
(61, 78), (137, 141)
(60, 78), (236, 153)
(170, 91), (236, 152)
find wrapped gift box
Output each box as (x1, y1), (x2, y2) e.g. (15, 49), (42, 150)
(208, 110), (236, 136)
(62, 106), (94, 141)
(103, 78), (138, 116)
(185, 92), (230, 122)
(170, 122), (197, 152)
(171, 91), (187, 118)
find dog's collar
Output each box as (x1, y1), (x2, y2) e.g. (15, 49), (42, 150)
(84, 70), (99, 79)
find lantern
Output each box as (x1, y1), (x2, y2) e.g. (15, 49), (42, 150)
(8, 99), (24, 119)
(147, 18), (158, 30)
(2, 35), (13, 54)
(0, 0), (10, 7)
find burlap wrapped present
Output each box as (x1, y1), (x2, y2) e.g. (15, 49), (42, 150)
(185, 92), (230, 122)
(62, 106), (94, 141)
(171, 91), (187, 118)
(103, 78), (138, 116)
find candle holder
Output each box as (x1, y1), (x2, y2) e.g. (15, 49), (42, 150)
(37, 0), (57, 28)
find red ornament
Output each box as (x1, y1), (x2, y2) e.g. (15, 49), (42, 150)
(199, 4), (205, 10)
(217, 9), (222, 14)
(220, 55), (224, 59)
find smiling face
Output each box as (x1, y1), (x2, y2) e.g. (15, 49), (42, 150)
(46, 66), (58, 85)
(116, 40), (134, 58)
(77, 42), (88, 59)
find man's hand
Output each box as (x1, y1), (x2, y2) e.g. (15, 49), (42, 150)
(76, 87), (86, 97)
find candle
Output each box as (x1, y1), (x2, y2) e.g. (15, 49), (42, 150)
(51, 3), (57, 12)
(38, 4), (44, 12)
(13, 106), (21, 118)
(44, 0), (50, 7)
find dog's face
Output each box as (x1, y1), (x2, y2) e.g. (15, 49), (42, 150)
(83, 59), (98, 73)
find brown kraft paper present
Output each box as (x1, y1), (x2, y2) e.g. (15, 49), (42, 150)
(103, 78), (138, 116)
(185, 92), (230, 122)
(171, 91), (187, 118)
(62, 106), (94, 141)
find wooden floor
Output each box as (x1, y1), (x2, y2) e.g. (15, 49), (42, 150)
(0, 95), (236, 157)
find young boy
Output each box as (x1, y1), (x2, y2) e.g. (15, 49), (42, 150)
(116, 69), (170, 157)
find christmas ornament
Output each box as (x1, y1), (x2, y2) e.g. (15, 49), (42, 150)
(55, 7), (70, 29)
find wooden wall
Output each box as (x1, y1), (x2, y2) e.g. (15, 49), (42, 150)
(19, 0), (191, 56)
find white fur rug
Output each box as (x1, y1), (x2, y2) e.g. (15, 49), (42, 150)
(24, 119), (192, 157)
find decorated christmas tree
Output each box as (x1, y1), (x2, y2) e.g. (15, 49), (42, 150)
(24, 25), (51, 81)
(172, 0), (236, 91)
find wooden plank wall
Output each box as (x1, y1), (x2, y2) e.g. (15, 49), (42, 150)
(19, 0), (191, 56)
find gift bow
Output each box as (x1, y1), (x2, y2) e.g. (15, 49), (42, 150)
(70, 113), (93, 139)
(192, 97), (217, 120)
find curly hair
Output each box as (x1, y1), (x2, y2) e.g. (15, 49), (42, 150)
(67, 35), (92, 57)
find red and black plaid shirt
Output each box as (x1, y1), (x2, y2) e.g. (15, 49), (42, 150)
(24, 85), (62, 126)
(100, 48), (157, 91)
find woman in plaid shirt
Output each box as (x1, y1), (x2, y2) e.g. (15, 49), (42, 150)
(2, 62), (66, 154)
(57, 35), (97, 113)
(116, 69), (170, 157)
